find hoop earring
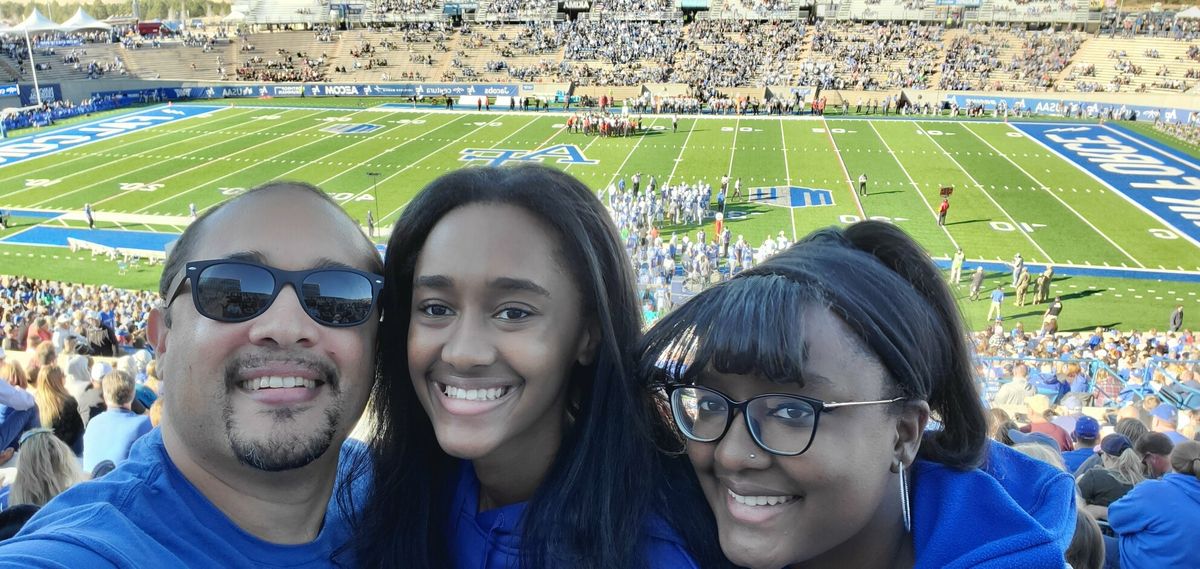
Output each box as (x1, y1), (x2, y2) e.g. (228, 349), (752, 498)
(899, 466), (911, 533)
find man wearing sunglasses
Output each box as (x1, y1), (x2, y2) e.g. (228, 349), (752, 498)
(0, 182), (383, 568)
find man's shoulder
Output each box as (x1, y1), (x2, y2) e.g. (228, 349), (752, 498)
(0, 503), (165, 567)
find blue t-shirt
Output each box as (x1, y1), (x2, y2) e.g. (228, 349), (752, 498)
(447, 461), (698, 569)
(1061, 447), (1095, 473)
(81, 408), (152, 472)
(990, 289), (1005, 303)
(1109, 473), (1200, 569)
(0, 429), (367, 568)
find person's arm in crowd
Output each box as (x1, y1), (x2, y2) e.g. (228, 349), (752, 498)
(0, 380), (35, 411)
(1084, 503), (1109, 521)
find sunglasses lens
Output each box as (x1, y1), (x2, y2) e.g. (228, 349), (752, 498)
(195, 263), (275, 321)
(300, 271), (376, 326)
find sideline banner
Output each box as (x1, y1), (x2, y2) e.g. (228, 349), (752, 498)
(93, 83), (522, 101)
(943, 93), (1198, 124)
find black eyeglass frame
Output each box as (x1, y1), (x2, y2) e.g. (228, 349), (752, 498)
(163, 259), (385, 328)
(665, 383), (905, 457)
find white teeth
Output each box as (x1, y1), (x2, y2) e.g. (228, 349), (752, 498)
(441, 383), (509, 401)
(728, 489), (796, 507)
(244, 376), (317, 391)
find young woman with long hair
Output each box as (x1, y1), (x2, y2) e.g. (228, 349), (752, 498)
(33, 365), (84, 455)
(352, 164), (727, 569)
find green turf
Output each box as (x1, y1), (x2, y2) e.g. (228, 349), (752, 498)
(2, 105), (1199, 330)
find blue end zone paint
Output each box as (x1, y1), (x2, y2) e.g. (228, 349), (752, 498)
(0, 209), (62, 219)
(1, 227), (177, 251)
(0, 105), (225, 169)
(321, 123), (383, 134)
(931, 259), (1200, 284)
(1014, 123), (1200, 247)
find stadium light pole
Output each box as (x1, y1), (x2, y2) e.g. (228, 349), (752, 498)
(23, 28), (43, 106)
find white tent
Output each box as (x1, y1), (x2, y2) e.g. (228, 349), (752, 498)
(6, 8), (64, 33)
(62, 8), (112, 31)
(222, 10), (247, 22)
(1177, 6), (1200, 19)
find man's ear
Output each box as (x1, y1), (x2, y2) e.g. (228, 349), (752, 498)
(894, 399), (931, 467)
(148, 307), (169, 356)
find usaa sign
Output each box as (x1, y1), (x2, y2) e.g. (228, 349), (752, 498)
(459, 144), (598, 167)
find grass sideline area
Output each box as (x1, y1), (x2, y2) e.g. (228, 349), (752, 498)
(2, 102), (1199, 331)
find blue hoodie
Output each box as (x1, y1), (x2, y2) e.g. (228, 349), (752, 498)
(911, 441), (1076, 569)
(1107, 473), (1200, 569)
(447, 461), (699, 569)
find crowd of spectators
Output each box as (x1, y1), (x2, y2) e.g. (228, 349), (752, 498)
(483, 0), (557, 15)
(939, 25), (1082, 91)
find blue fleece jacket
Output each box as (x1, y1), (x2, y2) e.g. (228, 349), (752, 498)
(0, 429), (366, 568)
(447, 461), (699, 569)
(910, 441), (1076, 569)
(1107, 473), (1200, 569)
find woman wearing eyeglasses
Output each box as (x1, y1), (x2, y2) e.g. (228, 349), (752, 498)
(637, 221), (1078, 569)
(353, 164), (729, 569)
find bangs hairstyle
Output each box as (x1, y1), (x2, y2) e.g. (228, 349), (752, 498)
(350, 164), (730, 569)
(638, 222), (988, 469)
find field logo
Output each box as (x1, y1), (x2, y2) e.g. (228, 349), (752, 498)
(459, 144), (598, 167)
(321, 124), (383, 134)
(749, 185), (835, 208)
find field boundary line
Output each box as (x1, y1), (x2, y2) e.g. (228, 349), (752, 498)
(913, 121), (1054, 264)
(965, 123), (1144, 268)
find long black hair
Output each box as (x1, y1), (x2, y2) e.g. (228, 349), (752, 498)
(351, 164), (729, 568)
(638, 221), (989, 469)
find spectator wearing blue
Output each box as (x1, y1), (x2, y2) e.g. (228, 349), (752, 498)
(1063, 416), (1101, 473)
(0, 361), (39, 465)
(0, 182), (384, 567)
(80, 370), (151, 472)
(355, 165), (726, 569)
(637, 221), (1076, 569)
(1108, 441), (1200, 569)
(1150, 403), (1188, 445)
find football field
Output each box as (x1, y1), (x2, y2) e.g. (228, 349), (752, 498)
(2, 99), (1199, 331)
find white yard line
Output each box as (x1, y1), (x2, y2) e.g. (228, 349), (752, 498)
(965, 123), (1143, 268)
(140, 111), (442, 214)
(867, 120), (958, 250)
(33, 109), (324, 208)
(1009, 123), (1200, 252)
(726, 118), (740, 177)
(913, 121), (1054, 264)
(600, 118), (660, 187)
(666, 118), (698, 185)
(821, 118), (867, 219)
(337, 113), (536, 204)
(0, 108), (258, 201)
(377, 119), (558, 224)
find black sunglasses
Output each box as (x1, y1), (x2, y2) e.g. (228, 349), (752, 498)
(164, 259), (384, 327)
